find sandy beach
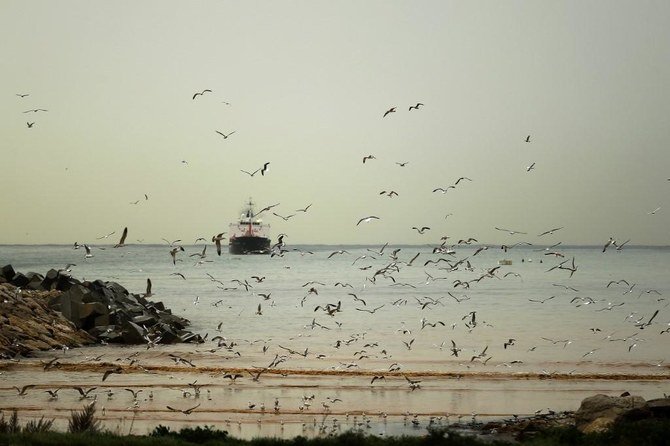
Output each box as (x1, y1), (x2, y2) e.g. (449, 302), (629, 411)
(2, 343), (668, 439)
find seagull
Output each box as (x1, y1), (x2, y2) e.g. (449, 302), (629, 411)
(192, 89), (212, 99)
(114, 227), (128, 248)
(495, 227), (527, 235)
(45, 388), (61, 399)
(26, 122), (35, 128)
(370, 375), (386, 385)
(356, 216), (379, 226)
(412, 226), (430, 234)
(396, 162), (409, 167)
(647, 207), (661, 215)
(241, 168), (260, 177)
(616, 239), (630, 251)
(14, 385), (36, 396)
(16, 93), (30, 97)
(383, 107), (396, 117)
(538, 227), (564, 237)
(273, 212), (295, 221)
(526, 162), (535, 172)
(295, 203), (312, 213)
(432, 186), (455, 193)
(125, 388), (143, 400)
(73, 386), (97, 399)
(215, 130), (236, 139)
(212, 233), (226, 255)
(355, 305), (384, 314)
(525, 135), (531, 142)
(102, 366), (123, 382)
(408, 103), (424, 111)
(363, 155), (376, 163)
(170, 246), (185, 264)
(84, 244), (94, 259)
(23, 109), (48, 113)
(454, 177), (472, 185)
(167, 403), (201, 415)
(602, 237), (617, 253)
(144, 278), (152, 297)
(260, 162), (270, 176)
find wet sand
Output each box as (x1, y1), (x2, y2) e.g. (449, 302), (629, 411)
(1, 345), (668, 439)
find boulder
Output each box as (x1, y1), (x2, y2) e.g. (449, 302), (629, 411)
(40, 269), (60, 290)
(647, 398), (670, 418)
(1, 265), (16, 281)
(10, 272), (31, 288)
(575, 394), (647, 433)
(25, 272), (46, 290)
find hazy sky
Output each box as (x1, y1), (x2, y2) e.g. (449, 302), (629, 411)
(1, 1), (668, 246)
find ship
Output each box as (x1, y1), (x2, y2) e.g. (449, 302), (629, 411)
(228, 198), (271, 255)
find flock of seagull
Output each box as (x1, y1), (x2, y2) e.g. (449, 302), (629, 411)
(6, 91), (669, 435)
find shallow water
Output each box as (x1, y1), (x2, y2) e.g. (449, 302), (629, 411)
(0, 244), (668, 438)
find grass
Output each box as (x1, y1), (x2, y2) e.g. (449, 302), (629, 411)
(0, 409), (668, 446)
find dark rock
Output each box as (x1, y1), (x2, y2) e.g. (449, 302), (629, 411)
(1, 265), (16, 281)
(132, 314), (158, 326)
(40, 269), (60, 290)
(11, 272), (31, 287)
(646, 398), (670, 418)
(157, 324), (180, 344)
(121, 320), (147, 344)
(25, 272), (45, 291)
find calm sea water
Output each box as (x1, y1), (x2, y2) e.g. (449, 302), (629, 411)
(1, 243), (668, 437)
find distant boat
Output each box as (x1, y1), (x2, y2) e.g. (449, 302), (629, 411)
(498, 259), (513, 266)
(228, 198), (271, 255)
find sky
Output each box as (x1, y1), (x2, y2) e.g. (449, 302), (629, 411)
(1, 1), (669, 246)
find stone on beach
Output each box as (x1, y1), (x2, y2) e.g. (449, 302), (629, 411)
(1, 264), (203, 357)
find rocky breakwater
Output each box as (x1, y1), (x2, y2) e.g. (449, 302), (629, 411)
(1, 264), (203, 357)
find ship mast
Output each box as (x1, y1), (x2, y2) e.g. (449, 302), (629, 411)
(246, 197), (254, 236)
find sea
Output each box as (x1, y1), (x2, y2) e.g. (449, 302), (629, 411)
(1, 243), (668, 438)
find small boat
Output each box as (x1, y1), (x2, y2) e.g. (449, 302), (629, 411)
(228, 198), (271, 255)
(498, 259), (513, 266)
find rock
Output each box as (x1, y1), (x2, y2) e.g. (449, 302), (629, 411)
(1, 265), (16, 281)
(10, 272), (31, 288)
(575, 394), (647, 433)
(121, 320), (147, 344)
(646, 398), (670, 418)
(25, 272), (45, 290)
(40, 269), (60, 290)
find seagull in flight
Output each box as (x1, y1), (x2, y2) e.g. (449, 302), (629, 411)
(212, 232), (226, 255)
(26, 122), (35, 128)
(167, 403), (201, 415)
(412, 226), (430, 234)
(495, 227), (527, 235)
(538, 227), (563, 237)
(408, 102), (424, 111)
(215, 130), (236, 139)
(647, 207), (661, 215)
(526, 162), (536, 172)
(192, 89), (212, 99)
(357, 216), (380, 225)
(114, 227), (128, 248)
(525, 135), (531, 142)
(363, 155), (376, 163)
(16, 93), (30, 98)
(383, 107), (396, 117)
(23, 109), (48, 113)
